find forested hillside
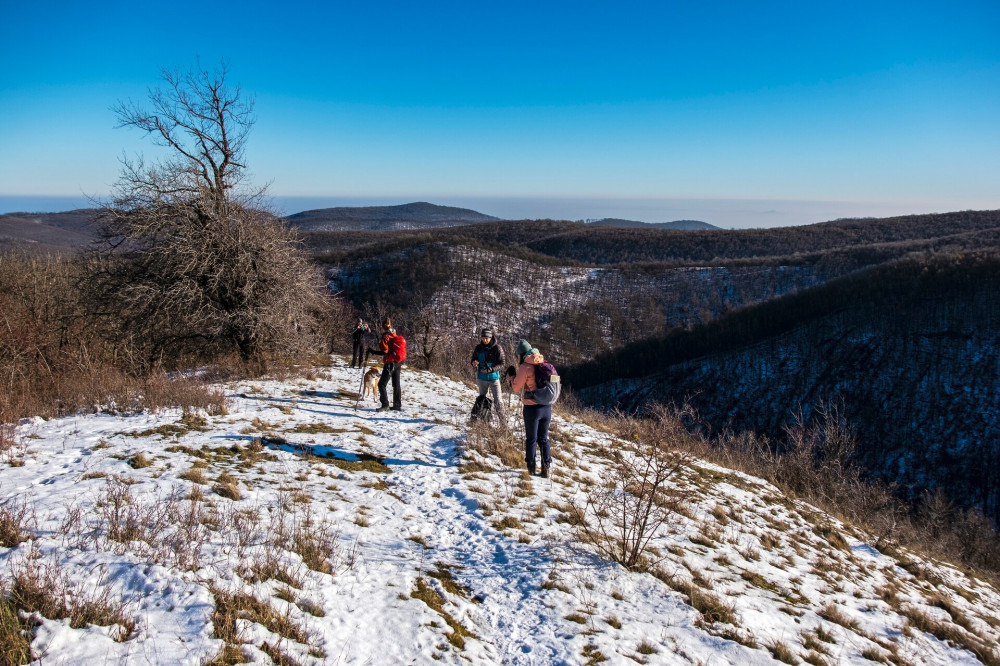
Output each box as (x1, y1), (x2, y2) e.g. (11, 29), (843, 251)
(306, 209), (1000, 267)
(568, 252), (1000, 523)
(312, 210), (1000, 367)
(326, 243), (826, 367)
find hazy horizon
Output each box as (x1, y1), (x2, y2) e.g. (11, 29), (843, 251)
(2, 2), (998, 227)
(0, 194), (987, 229)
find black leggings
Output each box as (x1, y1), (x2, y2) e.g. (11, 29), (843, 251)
(378, 362), (402, 408)
(523, 404), (552, 470)
(351, 340), (365, 367)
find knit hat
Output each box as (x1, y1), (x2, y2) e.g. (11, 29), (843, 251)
(481, 328), (493, 339)
(515, 339), (532, 358)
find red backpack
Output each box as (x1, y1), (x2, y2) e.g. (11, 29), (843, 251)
(387, 334), (407, 363)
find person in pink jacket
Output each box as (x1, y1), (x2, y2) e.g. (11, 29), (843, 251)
(510, 339), (551, 478)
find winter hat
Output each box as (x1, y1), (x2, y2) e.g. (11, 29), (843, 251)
(481, 328), (493, 339)
(515, 339), (533, 358)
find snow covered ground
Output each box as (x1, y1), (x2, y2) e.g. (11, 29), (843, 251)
(2, 356), (999, 665)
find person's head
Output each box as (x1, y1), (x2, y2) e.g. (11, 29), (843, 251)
(516, 339), (533, 362)
(480, 327), (493, 343)
(382, 317), (392, 330)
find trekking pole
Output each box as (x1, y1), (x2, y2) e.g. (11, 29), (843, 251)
(354, 360), (366, 411)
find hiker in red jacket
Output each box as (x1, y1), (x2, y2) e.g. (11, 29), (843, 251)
(368, 318), (405, 412)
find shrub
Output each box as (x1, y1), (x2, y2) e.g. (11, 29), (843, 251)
(573, 405), (695, 569)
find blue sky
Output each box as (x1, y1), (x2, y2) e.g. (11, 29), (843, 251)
(2, 1), (998, 227)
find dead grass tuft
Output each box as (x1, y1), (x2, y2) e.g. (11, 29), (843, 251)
(411, 577), (476, 650)
(901, 604), (999, 666)
(5, 557), (136, 642)
(213, 473), (241, 501)
(0, 499), (35, 548)
(212, 587), (308, 647)
(0, 598), (32, 666)
(767, 639), (797, 664)
(127, 452), (153, 469)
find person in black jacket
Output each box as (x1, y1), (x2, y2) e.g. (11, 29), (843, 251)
(351, 319), (371, 368)
(470, 328), (505, 423)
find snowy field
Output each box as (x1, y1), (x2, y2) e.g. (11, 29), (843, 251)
(2, 356), (999, 665)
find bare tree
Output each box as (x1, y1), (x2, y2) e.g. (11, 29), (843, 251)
(87, 63), (335, 370)
(112, 62), (255, 210)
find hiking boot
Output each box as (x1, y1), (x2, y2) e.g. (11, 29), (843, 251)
(390, 406), (402, 411)
(540, 467), (549, 479)
(376, 405), (391, 413)
(527, 466), (536, 476)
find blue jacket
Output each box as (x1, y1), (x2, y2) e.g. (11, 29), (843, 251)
(471, 338), (505, 382)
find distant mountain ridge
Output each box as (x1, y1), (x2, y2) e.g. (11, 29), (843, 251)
(584, 217), (719, 230)
(0, 209), (99, 251)
(285, 201), (499, 231)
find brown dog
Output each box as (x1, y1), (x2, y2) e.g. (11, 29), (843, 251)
(361, 367), (380, 403)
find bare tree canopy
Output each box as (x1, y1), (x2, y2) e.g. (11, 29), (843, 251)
(112, 62), (255, 210)
(87, 63), (339, 371)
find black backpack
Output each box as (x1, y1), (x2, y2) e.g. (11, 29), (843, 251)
(471, 395), (493, 421)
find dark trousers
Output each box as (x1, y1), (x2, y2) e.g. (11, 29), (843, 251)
(351, 339), (365, 367)
(523, 404), (552, 471)
(378, 362), (402, 409)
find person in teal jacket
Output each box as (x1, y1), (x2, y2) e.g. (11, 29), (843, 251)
(470, 328), (505, 423)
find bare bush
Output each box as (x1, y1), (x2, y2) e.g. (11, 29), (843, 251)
(86, 62), (336, 372)
(0, 252), (230, 423)
(573, 405), (696, 569)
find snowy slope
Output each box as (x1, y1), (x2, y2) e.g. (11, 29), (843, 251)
(2, 357), (999, 665)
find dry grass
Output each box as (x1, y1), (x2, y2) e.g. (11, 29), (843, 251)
(704, 405), (1000, 580)
(126, 452), (153, 469)
(410, 577), (477, 650)
(212, 587), (309, 653)
(767, 639), (797, 664)
(0, 598), (32, 666)
(653, 569), (738, 626)
(901, 604), (1000, 666)
(464, 418), (523, 470)
(4, 556), (136, 643)
(0, 499), (35, 548)
(285, 511), (336, 574)
(819, 603), (859, 631)
(213, 473), (242, 501)
(179, 466), (209, 484)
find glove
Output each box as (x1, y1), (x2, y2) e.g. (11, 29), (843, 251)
(505, 365), (517, 378)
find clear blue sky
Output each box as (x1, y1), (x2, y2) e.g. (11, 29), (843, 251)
(2, 0), (998, 227)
